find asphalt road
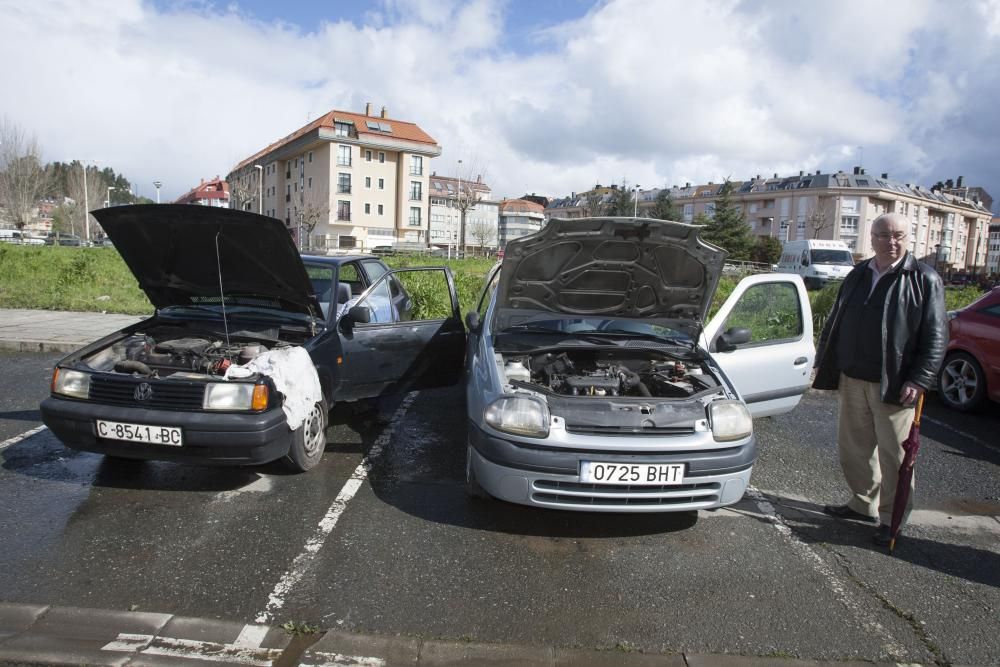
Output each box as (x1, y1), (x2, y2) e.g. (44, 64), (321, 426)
(1, 349), (997, 664)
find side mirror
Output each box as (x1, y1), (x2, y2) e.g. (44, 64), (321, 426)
(716, 327), (751, 352)
(465, 311), (481, 334)
(348, 305), (371, 324)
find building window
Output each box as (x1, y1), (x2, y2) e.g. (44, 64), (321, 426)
(308, 151), (313, 163)
(308, 177), (312, 189)
(365, 177), (371, 189)
(379, 152), (385, 163)
(378, 178), (385, 190)
(365, 150), (372, 162)
(337, 201), (351, 221)
(409, 181), (422, 201)
(365, 203), (371, 214)
(334, 122), (350, 137)
(840, 215), (859, 235)
(378, 204), (384, 215)
(338, 173), (351, 194)
(410, 155), (423, 176)
(337, 145), (351, 167)
(409, 207), (421, 227)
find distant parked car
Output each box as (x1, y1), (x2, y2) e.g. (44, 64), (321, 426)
(45, 232), (82, 246)
(371, 245), (396, 256)
(937, 287), (1000, 412)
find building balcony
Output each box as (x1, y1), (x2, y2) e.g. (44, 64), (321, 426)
(337, 186), (352, 194)
(337, 159), (352, 167)
(409, 168), (423, 176)
(337, 214), (351, 222)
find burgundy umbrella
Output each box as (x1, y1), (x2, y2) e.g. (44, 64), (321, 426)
(889, 394), (924, 552)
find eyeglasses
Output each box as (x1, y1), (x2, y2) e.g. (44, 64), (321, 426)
(872, 232), (907, 242)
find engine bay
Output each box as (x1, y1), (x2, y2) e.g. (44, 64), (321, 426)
(80, 327), (296, 379)
(501, 348), (720, 399)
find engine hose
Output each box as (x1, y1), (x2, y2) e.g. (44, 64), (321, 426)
(619, 368), (652, 397)
(114, 360), (154, 376)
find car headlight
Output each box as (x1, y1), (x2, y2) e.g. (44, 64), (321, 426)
(52, 368), (90, 399)
(484, 395), (550, 438)
(708, 400), (752, 442)
(203, 383), (268, 411)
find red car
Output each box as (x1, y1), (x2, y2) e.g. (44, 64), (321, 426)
(937, 287), (1000, 412)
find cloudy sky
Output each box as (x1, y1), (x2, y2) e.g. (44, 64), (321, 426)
(2, 0), (999, 210)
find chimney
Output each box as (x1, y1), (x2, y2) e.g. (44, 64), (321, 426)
(799, 170), (804, 176)
(853, 166), (861, 175)
(773, 173), (778, 178)
(881, 173), (888, 179)
(860, 168), (866, 175)
(957, 175), (964, 187)
(571, 192), (575, 198)
(815, 170), (820, 175)
(685, 182), (690, 188)
(945, 179), (954, 189)
(365, 102), (372, 116)
(380, 106), (388, 119)
(755, 174), (760, 179)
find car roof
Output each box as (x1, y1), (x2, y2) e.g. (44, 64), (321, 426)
(299, 254), (379, 266)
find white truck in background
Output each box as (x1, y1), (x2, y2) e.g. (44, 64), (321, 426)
(777, 239), (855, 290)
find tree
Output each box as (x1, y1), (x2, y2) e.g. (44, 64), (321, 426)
(469, 219), (497, 254)
(604, 181), (636, 217)
(454, 167), (485, 256)
(648, 189), (682, 221)
(0, 117), (49, 229)
(66, 161), (108, 237)
(699, 180), (754, 260)
(297, 202), (328, 251)
(227, 167), (260, 213)
(51, 204), (75, 236)
(806, 205), (834, 239)
(751, 236), (783, 265)
(583, 188), (605, 217)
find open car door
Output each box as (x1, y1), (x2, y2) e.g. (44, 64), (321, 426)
(702, 273), (815, 418)
(336, 267), (466, 400)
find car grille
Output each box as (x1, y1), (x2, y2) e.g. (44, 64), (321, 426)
(89, 375), (205, 411)
(531, 479), (720, 507)
(564, 424), (696, 436)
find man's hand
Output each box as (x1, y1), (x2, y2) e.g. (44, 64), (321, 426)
(899, 381), (924, 407)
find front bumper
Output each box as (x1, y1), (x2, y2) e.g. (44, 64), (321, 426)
(468, 421), (755, 512)
(40, 397), (293, 466)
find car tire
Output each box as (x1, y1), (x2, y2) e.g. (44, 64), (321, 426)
(285, 399), (328, 472)
(465, 444), (490, 499)
(938, 352), (987, 412)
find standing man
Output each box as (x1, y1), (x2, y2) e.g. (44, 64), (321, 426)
(814, 212), (947, 546)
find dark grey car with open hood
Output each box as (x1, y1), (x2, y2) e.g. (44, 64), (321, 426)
(463, 217), (815, 511)
(40, 205), (465, 472)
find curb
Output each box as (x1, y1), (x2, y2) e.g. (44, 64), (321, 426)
(0, 339), (86, 354)
(0, 602), (961, 667)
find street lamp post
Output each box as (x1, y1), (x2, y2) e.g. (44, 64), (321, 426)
(633, 184), (641, 217)
(253, 165), (263, 215)
(153, 181), (162, 204)
(82, 163), (90, 242)
(456, 159), (463, 259)
(106, 186), (116, 208)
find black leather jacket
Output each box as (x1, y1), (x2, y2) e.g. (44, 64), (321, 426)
(813, 252), (947, 405)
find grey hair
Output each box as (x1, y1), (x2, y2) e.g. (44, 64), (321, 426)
(872, 212), (908, 232)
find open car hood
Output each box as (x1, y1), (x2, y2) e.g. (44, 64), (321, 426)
(93, 204), (322, 319)
(494, 217), (726, 337)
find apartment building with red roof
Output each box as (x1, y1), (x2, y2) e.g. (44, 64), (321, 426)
(227, 103), (441, 251)
(175, 176), (230, 207)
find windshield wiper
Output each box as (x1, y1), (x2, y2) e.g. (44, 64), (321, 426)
(592, 328), (695, 348)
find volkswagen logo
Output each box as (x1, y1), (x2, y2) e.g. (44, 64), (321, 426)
(134, 383), (153, 402)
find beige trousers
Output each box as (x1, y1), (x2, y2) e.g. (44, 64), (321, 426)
(837, 374), (916, 526)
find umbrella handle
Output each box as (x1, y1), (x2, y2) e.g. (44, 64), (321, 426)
(913, 393), (924, 427)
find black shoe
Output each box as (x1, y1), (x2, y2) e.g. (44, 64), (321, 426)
(823, 503), (878, 524)
(872, 525), (896, 547)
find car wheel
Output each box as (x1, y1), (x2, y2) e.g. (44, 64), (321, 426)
(938, 352), (986, 412)
(465, 444), (490, 499)
(285, 400), (328, 472)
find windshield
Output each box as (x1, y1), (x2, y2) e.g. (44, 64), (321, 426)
(503, 318), (692, 344)
(810, 249), (854, 265)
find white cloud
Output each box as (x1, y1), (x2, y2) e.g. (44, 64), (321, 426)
(0, 0), (998, 209)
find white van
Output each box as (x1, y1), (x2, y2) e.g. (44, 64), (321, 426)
(0, 229), (45, 245)
(777, 239), (855, 290)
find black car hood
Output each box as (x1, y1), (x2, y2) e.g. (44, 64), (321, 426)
(93, 205), (322, 319)
(494, 217), (726, 337)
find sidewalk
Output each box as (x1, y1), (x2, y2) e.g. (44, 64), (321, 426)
(0, 308), (145, 354)
(0, 601), (922, 667)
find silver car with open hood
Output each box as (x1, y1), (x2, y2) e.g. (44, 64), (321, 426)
(464, 217), (815, 511)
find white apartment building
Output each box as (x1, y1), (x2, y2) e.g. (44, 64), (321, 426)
(987, 220), (1000, 275)
(546, 169), (994, 272)
(227, 104), (441, 251)
(428, 174), (498, 252)
(498, 199), (545, 247)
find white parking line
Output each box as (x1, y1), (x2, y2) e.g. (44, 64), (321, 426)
(0, 425), (47, 452)
(254, 393), (417, 624)
(745, 486), (906, 657)
(922, 415), (997, 451)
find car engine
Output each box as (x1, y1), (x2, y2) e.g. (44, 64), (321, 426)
(503, 350), (719, 398)
(82, 332), (285, 378)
